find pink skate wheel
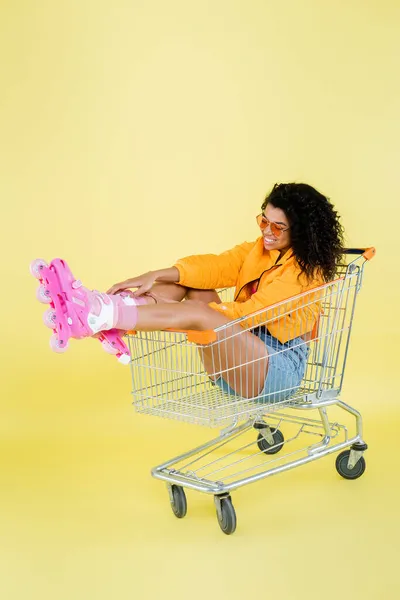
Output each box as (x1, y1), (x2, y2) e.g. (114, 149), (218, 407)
(36, 284), (51, 304)
(30, 259), (48, 279)
(100, 339), (119, 355)
(43, 309), (57, 329)
(49, 334), (69, 353)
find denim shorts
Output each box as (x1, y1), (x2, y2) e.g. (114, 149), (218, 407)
(214, 327), (310, 404)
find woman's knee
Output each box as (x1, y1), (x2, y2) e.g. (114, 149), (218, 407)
(183, 301), (226, 330)
(150, 282), (187, 303)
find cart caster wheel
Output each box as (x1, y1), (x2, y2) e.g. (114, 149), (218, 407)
(215, 495), (237, 535)
(30, 258), (48, 279)
(49, 334), (69, 353)
(169, 485), (187, 519)
(335, 450), (366, 480)
(257, 428), (284, 455)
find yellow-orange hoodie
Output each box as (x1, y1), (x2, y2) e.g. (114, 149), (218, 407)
(174, 238), (323, 343)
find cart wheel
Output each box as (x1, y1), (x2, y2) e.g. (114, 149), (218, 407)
(335, 450), (366, 480)
(216, 495), (237, 535)
(170, 485), (187, 519)
(257, 428), (284, 455)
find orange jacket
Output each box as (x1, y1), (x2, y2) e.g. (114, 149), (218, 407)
(174, 238), (323, 343)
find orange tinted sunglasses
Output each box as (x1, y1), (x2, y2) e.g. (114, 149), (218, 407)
(256, 213), (290, 238)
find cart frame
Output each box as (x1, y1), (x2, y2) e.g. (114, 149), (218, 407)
(126, 248), (375, 534)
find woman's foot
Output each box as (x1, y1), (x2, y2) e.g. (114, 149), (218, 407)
(31, 258), (148, 350)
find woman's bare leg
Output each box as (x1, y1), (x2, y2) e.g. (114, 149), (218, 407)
(145, 282), (187, 303)
(148, 282), (222, 305)
(114, 284), (266, 397)
(145, 284), (222, 378)
(132, 301), (268, 398)
(186, 288), (221, 304)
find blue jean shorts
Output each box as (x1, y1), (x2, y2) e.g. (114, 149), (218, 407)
(214, 327), (310, 404)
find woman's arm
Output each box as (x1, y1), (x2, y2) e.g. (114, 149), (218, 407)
(209, 268), (320, 328)
(108, 240), (255, 296)
(107, 267), (180, 296)
(174, 241), (255, 290)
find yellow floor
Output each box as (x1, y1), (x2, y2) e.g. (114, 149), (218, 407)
(2, 337), (398, 600)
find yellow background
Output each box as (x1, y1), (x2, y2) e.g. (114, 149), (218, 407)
(1, 1), (399, 598)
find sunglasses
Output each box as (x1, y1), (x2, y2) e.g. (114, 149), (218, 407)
(256, 214), (290, 238)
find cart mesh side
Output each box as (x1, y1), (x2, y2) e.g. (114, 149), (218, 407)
(127, 264), (360, 428)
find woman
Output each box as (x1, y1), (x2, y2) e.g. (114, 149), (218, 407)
(40, 183), (344, 401)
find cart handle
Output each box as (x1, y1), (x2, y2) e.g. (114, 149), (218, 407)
(344, 247), (376, 260)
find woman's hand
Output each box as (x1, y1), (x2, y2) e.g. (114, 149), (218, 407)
(107, 272), (157, 296)
(107, 267), (180, 297)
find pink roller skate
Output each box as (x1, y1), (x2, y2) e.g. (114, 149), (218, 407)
(30, 258), (131, 364)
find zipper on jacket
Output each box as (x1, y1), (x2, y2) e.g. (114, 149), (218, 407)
(234, 256), (283, 302)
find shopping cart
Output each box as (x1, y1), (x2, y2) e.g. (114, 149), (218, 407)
(126, 248), (375, 534)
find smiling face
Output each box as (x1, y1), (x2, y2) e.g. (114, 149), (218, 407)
(259, 203), (291, 253)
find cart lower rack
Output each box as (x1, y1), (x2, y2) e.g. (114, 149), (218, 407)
(127, 248), (374, 534)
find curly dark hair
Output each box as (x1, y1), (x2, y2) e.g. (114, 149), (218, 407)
(262, 183), (344, 282)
